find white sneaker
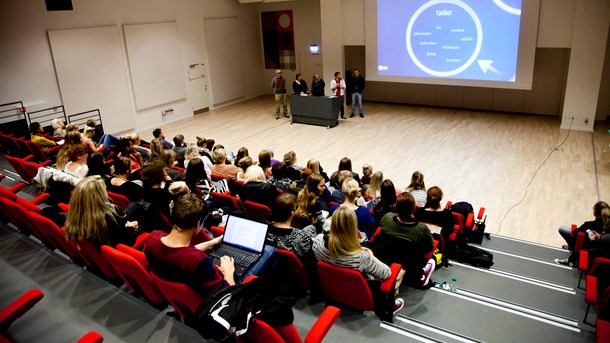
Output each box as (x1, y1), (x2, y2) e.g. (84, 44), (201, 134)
(421, 259), (435, 286)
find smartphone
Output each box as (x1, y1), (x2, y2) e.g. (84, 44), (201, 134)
(586, 229), (596, 240)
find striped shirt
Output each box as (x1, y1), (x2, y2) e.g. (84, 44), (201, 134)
(312, 233), (391, 281)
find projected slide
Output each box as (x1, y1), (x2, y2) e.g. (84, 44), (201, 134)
(378, 0), (522, 82)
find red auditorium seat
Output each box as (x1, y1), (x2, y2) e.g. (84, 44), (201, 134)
(0, 289), (44, 332)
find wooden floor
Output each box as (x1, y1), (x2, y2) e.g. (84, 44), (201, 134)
(142, 95), (610, 247)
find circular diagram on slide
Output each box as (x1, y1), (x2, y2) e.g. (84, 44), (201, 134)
(406, 0), (482, 77)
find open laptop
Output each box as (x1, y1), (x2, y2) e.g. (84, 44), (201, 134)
(208, 215), (268, 277)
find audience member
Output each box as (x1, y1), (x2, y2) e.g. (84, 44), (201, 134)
(211, 148), (242, 181)
(196, 136), (212, 161)
(63, 144), (89, 179)
(364, 171), (384, 199)
(555, 200), (610, 266)
(266, 193), (320, 261)
(372, 180), (398, 225)
(185, 143), (213, 179)
(236, 156), (253, 182)
(307, 159), (329, 182)
(235, 165), (279, 207)
(312, 206), (403, 315)
(293, 174), (326, 228)
(258, 149), (273, 179)
(406, 171), (427, 208)
(152, 128), (173, 150)
(123, 133), (151, 161)
(149, 138), (164, 160)
(330, 157), (361, 189)
(56, 131), (83, 170)
(330, 178), (376, 239)
(162, 150), (183, 181)
(51, 118), (66, 138)
(144, 193), (276, 299)
(141, 160), (173, 219)
(82, 126), (102, 154)
(370, 192), (435, 290)
(29, 122), (56, 152)
(117, 138), (144, 172)
(172, 134), (186, 158)
(361, 164), (373, 185)
(86, 152), (111, 179)
(108, 157), (143, 202)
(234, 147), (249, 167)
(414, 186), (454, 247)
(331, 170), (353, 204)
(65, 176), (137, 247)
(184, 158), (208, 196)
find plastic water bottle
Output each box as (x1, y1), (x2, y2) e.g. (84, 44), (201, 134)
(449, 277), (457, 292)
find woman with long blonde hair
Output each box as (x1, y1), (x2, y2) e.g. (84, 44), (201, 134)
(365, 171), (384, 198)
(312, 206), (404, 314)
(330, 178), (376, 238)
(65, 176), (137, 247)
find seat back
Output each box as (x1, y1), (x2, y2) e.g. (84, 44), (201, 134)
(448, 212), (464, 241)
(317, 260), (374, 311)
(107, 191), (130, 210)
(277, 249), (311, 290)
(26, 211), (81, 261)
(116, 244), (150, 270)
(0, 289), (44, 331)
(5, 155), (32, 182)
(24, 140), (49, 162)
(243, 200), (271, 223)
(211, 192), (245, 212)
(101, 245), (166, 306)
(150, 272), (204, 321)
(76, 239), (121, 282)
(0, 198), (42, 240)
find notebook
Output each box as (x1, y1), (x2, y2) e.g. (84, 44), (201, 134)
(208, 215), (268, 277)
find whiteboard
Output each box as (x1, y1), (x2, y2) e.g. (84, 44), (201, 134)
(204, 18), (245, 106)
(124, 22), (187, 110)
(48, 26), (134, 134)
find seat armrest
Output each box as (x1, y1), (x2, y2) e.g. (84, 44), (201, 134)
(243, 275), (258, 284)
(23, 155), (34, 161)
(132, 232), (150, 250)
(41, 160), (53, 167)
(585, 275), (598, 304)
(380, 263), (402, 294)
(30, 192), (50, 205)
(304, 306), (341, 343)
(7, 182), (27, 194)
(579, 250), (589, 272)
(47, 145), (61, 155)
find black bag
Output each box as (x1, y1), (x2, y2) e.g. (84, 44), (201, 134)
(452, 243), (494, 268)
(468, 215), (487, 244)
(449, 202), (474, 227)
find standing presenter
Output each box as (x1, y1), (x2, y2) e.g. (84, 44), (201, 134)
(350, 68), (365, 118)
(271, 69), (289, 119)
(330, 71), (346, 119)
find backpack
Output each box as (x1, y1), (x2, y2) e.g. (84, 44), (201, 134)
(449, 202), (474, 228)
(196, 278), (295, 340)
(452, 243), (494, 268)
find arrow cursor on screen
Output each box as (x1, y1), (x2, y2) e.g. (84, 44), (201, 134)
(477, 60), (502, 76)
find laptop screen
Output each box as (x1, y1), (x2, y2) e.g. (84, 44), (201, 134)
(222, 215), (268, 253)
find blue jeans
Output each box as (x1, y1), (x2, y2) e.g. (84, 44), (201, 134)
(558, 225), (573, 249)
(239, 245), (277, 283)
(351, 92), (363, 115)
(99, 134), (121, 150)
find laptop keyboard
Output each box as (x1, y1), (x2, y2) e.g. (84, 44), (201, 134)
(211, 246), (258, 266)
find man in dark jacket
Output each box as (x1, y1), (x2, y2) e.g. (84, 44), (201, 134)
(349, 68), (366, 118)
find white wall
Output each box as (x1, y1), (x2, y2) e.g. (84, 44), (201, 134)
(561, 0), (610, 131)
(0, 0), (265, 134)
(255, 0), (322, 93)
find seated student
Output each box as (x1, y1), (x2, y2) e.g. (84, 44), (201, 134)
(152, 128), (173, 150)
(149, 138), (164, 160)
(236, 156), (253, 182)
(117, 138), (144, 172)
(141, 160), (173, 219)
(51, 118), (66, 138)
(405, 171), (427, 208)
(85, 119), (104, 143)
(329, 178), (376, 239)
(86, 152), (111, 179)
(172, 134), (187, 158)
(108, 157), (143, 202)
(364, 171), (384, 199)
(330, 157), (361, 189)
(258, 149), (273, 179)
(65, 176), (138, 248)
(266, 193), (321, 260)
(56, 131), (83, 171)
(234, 147), (249, 167)
(312, 206), (404, 314)
(330, 170), (353, 204)
(145, 193), (276, 299)
(271, 152), (301, 181)
(372, 179), (398, 226)
(235, 165), (279, 208)
(414, 186), (454, 246)
(370, 193), (435, 290)
(307, 159), (330, 183)
(123, 133), (151, 161)
(29, 122), (57, 152)
(184, 158), (208, 197)
(293, 174), (327, 228)
(63, 144), (89, 179)
(211, 148), (242, 181)
(162, 150), (183, 181)
(580, 208), (610, 265)
(555, 200), (610, 267)
(290, 167), (312, 194)
(185, 143), (212, 180)
(361, 164), (373, 186)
